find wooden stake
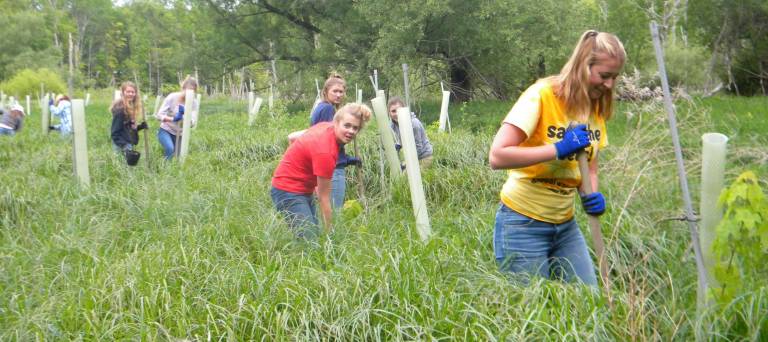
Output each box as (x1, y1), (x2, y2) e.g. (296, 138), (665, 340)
(575, 144), (613, 305)
(71, 99), (90, 186)
(402, 64), (411, 107)
(396, 106), (430, 241)
(353, 139), (366, 206)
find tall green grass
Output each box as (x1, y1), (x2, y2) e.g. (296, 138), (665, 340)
(0, 94), (765, 340)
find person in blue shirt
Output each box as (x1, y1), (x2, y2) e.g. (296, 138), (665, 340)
(308, 73), (361, 209)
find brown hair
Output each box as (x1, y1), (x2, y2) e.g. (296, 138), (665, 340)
(387, 97), (406, 109)
(322, 73), (346, 109)
(181, 75), (198, 90)
(334, 103), (372, 129)
(110, 81), (143, 123)
(553, 30), (626, 121)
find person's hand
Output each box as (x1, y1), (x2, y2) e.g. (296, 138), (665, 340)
(178, 105), (185, 115)
(395, 143), (402, 152)
(346, 156), (362, 167)
(580, 192), (606, 216)
(136, 121), (148, 130)
(554, 124), (590, 159)
(172, 112), (184, 122)
(48, 99), (54, 106)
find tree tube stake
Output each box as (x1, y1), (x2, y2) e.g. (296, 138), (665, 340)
(650, 21), (709, 308)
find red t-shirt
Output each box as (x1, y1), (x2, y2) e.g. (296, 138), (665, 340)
(272, 122), (339, 194)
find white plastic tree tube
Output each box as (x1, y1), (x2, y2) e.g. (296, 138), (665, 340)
(248, 91), (254, 116)
(700, 133), (728, 289)
(41, 94), (50, 134)
(26, 95), (31, 116)
(397, 106), (431, 241)
(371, 96), (400, 178)
(178, 89), (194, 163)
(438, 90), (450, 132)
(71, 99), (90, 186)
(357, 87), (362, 104)
(113, 90), (121, 102)
(85, 93), (90, 106)
(248, 97), (263, 126)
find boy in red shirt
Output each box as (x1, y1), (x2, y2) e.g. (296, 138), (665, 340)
(271, 103), (372, 237)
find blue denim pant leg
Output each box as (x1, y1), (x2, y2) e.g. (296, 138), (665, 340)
(331, 167), (346, 209)
(271, 187), (319, 239)
(0, 127), (15, 135)
(493, 204), (597, 286)
(157, 128), (176, 160)
(550, 219), (598, 286)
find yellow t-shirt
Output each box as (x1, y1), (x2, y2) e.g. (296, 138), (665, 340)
(500, 80), (608, 223)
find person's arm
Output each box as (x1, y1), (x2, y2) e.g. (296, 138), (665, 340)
(154, 95), (174, 123)
(110, 110), (127, 147)
(316, 176), (333, 231)
(588, 151), (600, 192)
(50, 103), (61, 118)
(412, 118), (432, 158)
(489, 123), (556, 169)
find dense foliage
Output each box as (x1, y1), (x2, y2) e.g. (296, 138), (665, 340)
(1, 0), (767, 98)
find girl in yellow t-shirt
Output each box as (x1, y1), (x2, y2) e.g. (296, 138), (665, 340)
(489, 30), (626, 285)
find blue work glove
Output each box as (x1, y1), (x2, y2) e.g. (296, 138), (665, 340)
(580, 192), (606, 216)
(172, 112), (184, 123)
(178, 104), (185, 115)
(346, 156), (362, 167)
(395, 143), (402, 152)
(48, 99), (54, 106)
(554, 124), (590, 159)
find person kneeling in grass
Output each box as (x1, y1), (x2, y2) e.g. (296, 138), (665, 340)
(388, 97), (433, 168)
(110, 81), (148, 154)
(0, 104), (26, 136)
(271, 103), (372, 238)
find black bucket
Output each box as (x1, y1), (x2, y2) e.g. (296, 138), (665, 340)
(125, 150), (141, 166)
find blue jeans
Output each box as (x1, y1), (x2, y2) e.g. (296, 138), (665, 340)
(271, 186), (319, 239)
(331, 167), (346, 209)
(493, 204), (597, 286)
(0, 127), (15, 135)
(157, 128), (177, 160)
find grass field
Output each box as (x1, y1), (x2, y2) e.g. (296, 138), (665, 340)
(1, 93), (766, 340)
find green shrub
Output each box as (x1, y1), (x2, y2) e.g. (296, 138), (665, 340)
(0, 68), (66, 98)
(644, 42), (712, 92)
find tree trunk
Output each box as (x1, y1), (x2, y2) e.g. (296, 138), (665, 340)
(449, 58), (471, 102)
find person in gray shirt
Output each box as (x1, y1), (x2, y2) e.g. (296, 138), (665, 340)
(388, 97), (433, 168)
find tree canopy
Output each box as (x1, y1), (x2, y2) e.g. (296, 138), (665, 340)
(1, 0), (766, 99)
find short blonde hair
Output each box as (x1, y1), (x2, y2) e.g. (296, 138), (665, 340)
(334, 103), (372, 129)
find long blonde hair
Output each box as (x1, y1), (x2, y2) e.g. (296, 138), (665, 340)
(554, 30), (625, 121)
(110, 81), (142, 122)
(322, 73), (346, 109)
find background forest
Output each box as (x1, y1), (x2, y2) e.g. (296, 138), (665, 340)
(1, 0), (767, 101)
